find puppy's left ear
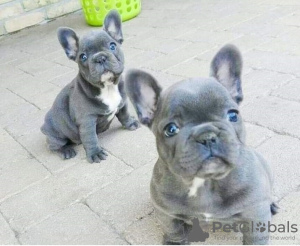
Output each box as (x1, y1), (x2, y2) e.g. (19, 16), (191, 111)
(103, 9), (123, 44)
(210, 44), (243, 104)
(57, 27), (79, 61)
(125, 69), (162, 127)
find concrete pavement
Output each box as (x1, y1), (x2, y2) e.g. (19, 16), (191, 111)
(0, 0), (300, 244)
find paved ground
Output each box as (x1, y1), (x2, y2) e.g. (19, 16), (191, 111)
(0, 0), (300, 244)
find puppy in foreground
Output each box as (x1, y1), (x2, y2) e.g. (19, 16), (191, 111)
(41, 10), (139, 163)
(125, 45), (277, 244)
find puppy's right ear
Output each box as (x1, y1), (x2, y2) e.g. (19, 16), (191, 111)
(210, 44), (243, 104)
(57, 27), (79, 61)
(125, 69), (162, 127)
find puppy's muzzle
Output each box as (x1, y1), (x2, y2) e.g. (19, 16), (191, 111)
(93, 53), (107, 65)
(192, 124), (220, 149)
(196, 132), (218, 148)
(191, 123), (233, 179)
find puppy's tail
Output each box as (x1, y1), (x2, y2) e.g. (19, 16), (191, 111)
(271, 202), (279, 216)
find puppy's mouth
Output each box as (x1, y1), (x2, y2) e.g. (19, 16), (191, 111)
(100, 71), (115, 84)
(196, 157), (233, 180)
(176, 155), (234, 181)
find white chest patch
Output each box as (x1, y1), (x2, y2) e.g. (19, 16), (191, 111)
(202, 213), (213, 222)
(97, 81), (122, 114)
(203, 213), (212, 218)
(188, 177), (205, 197)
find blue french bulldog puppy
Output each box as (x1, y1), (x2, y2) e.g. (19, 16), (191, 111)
(125, 44), (277, 244)
(41, 10), (139, 163)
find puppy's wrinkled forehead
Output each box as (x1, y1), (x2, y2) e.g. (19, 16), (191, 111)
(79, 31), (113, 51)
(161, 78), (237, 120)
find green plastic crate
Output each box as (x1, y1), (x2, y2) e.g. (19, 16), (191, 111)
(80, 0), (141, 26)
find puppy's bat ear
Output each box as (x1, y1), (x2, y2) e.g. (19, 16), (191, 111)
(103, 9), (123, 44)
(57, 27), (79, 61)
(125, 69), (162, 127)
(210, 44), (243, 104)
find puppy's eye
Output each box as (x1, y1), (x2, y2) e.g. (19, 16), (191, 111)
(109, 42), (117, 51)
(164, 123), (179, 137)
(80, 54), (87, 62)
(227, 110), (239, 122)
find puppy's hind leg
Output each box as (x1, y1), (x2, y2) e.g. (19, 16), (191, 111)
(46, 135), (77, 160)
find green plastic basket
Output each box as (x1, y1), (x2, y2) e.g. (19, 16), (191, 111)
(80, 0), (141, 26)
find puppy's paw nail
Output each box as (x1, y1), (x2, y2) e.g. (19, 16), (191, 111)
(99, 154), (107, 160)
(59, 146), (77, 160)
(93, 157), (101, 163)
(128, 120), (140, 131)
(102, 150), (108, 156)
(87, 149), (108, 163)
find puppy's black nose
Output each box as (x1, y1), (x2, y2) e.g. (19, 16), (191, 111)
(197, 132), (217, 147)
(191, 124), (220, 147)
(96, 55), (107, 64)
(100, 55), (107, 64)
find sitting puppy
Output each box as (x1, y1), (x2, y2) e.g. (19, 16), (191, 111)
(125, 45), (277, 244)
(41, 10), (139, 163)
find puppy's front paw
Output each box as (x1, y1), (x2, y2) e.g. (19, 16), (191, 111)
(163, 236), (189, 245)
(87, 148), (108, 163)
(59, 145), (77, 160)
(123, 116), (140, 131)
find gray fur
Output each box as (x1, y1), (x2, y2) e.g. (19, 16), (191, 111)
(125, 45), (275, 244)
(41, 10), (139, 163)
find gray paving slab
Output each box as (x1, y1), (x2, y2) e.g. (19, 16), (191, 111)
(271, 191), (300, 245)
(123, 212), (163, 245)
(144, 42), (216, 71)
(0, 157), (132, 233)
(0, 127), (50, 202)
(48, 69), (78, 88)
(257, 28), (300, 56)
(0, 213), (18, 245)
(271, 78), (300, 102)
(86, 162), (154, 234)
(19, 203), (127, 245)
(0, 88), (40, 129)
(242, 96), (300, 138)
(98, 121), (158, 169)
(257, 134), (300, 200)
(165, 58), (210, 78)
(241, 69), (295, 106)
(244, 123), (275, 148)
(17, 131), (89, 173)
(136, 68), (187, 88)
(244, 50), (300, 77)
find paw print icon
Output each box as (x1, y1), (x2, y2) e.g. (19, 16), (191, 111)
(256, 222), (266, 232)
(188, 218), (210, 242)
